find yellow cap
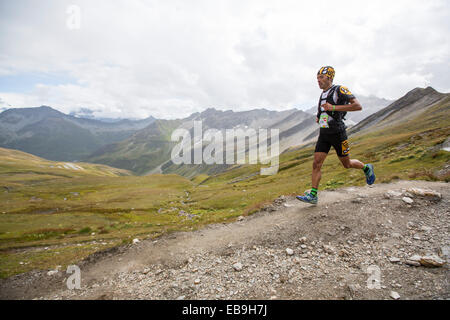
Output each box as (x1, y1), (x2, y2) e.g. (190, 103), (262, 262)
(318, 66), (335, 80)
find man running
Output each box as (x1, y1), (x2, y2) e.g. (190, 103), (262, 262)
(296, 66), (375, 205)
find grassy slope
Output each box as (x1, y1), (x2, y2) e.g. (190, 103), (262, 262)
(0, 148), (194, 277)
(0, 97), (449, 278)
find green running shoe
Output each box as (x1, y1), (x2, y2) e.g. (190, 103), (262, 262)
(296, 192), (318, 205)
(364, 164), (376, 185)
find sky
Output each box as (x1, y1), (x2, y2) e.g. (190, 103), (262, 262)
(0, 0), (449, 119)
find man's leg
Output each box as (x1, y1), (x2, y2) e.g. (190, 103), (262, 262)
(339, 156), (376, 185)
(296, 152), (328, 204)
(297, 134), (331, 204)
(338, 156), (364, 169)
(312, 152), (328, 188)
(335, 133), (375, 185)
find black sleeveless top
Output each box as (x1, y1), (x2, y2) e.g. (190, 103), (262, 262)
(317, 84), (355, 134)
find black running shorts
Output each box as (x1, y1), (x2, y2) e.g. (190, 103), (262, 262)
(315, 131), (350, 157)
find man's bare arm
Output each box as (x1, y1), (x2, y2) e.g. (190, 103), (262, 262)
(322, 98), (362, 112)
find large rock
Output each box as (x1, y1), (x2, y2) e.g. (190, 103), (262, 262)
(405, 254), (446, 267)
(384, 191), (402, 199)
(388, 257), (401, 263)
(419, 254), (446, 267)
(406, 188), (442, 199)
(405, 260), (421, 267)
(405, 255), (421, 266)
(402, 197), (414, 204)
(390, 291), (400, 300)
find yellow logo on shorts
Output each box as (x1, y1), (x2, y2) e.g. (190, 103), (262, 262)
(342, 140), (350, 155)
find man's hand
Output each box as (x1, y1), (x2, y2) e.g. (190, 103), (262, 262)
(321, 102), (334, 111)
(321, 98), (362, 111)
(316, 117), (319, 123)
(321, 99), (362, 112)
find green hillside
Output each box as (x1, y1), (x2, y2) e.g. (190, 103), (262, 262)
(0, 147), (132, 179)
(0, 148), (194, 277)
(88, 119), (182, 175)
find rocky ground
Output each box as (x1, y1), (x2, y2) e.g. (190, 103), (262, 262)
(0, 180), (448, 300)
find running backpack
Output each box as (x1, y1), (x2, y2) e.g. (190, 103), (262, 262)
(317, 85), (347, 121)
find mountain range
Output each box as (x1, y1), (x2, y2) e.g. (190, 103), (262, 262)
(0, 88), (445, 177)
(0, 106), (155, 161)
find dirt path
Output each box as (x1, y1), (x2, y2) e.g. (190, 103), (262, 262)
(1, 180), (449, 300)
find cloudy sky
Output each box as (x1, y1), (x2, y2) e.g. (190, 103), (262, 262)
(0, 0), (449, 119)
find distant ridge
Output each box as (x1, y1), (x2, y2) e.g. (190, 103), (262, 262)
(349, 87), (447, 135)
(0, 106), (156, 161)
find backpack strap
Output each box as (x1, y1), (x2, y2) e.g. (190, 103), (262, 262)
(327, 85), (347, 121)
(317, 85), (337, 116)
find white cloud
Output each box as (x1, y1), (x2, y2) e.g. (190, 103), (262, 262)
(0, 0), (449, 119)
